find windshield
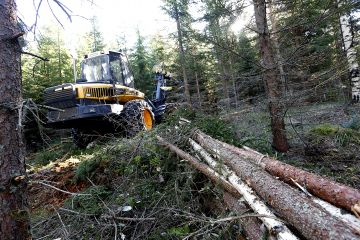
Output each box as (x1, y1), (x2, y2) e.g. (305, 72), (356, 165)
(81, 55), (110, 82)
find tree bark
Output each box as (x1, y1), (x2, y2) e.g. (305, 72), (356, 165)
(174, 1), (191, 105)
(195, 129), (360, 217)
(194, 131), (359, 240)
(268, 0), (287, 96)
(253, 0), (289, 152)
(0, 0), (30, 239)
(338, 0), (360, 102)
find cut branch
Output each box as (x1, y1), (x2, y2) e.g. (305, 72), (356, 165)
(156, 136), (240, 198)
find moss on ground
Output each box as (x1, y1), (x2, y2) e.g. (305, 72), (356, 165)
(309, 123), (360, 146)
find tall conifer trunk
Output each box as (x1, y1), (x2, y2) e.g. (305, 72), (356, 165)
(174, 1), (191, 104)
(0, 0), (30, 238)
(268, 0), (287, 96)
(253, 0), (289, 152)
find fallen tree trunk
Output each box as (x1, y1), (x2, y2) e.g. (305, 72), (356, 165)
(194, 132), (359, 240)
(195, 130), (360, 216)
(190, 138), (360, 235)
(223, 192), (264, 240)
(156, 136), (240, 198)
(189, 139), (299, 240)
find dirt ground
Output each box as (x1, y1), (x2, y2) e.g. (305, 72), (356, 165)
(28, 157), (88, 212)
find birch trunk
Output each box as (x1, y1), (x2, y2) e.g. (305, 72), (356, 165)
(0, 0), (30, 239)
(338, 0), (360, 102)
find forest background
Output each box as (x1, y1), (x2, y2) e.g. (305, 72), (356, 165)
(1, 0), (360, 238)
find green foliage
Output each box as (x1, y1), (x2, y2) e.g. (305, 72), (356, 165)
(130, 30), (153, 96)
(235, 33), (258, 73)
(75, 157), (106, 182)
(29, 142), (80, 166)
(164, 106), (239, 145)
(196, 115), (238, 145)
(72, 145), (109, 182)
(82, 16), (105, 53)
(167, 224), (190, 237)
(64, 185), (112, 215)
(22, 26), (73, 102)
(165, 106), (197, 125)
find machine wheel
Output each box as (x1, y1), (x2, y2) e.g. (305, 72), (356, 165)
(121, 100), (154, 137)
(71, 128), (94, 149)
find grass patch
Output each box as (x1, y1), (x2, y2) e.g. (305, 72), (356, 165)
(309, 124), (360, 146)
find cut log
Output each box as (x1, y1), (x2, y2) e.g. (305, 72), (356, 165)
(194, 131), (360, 240)
(189, 139), (299, 240)
(223, 192), (264, 240)
(195, 129), (360, 217)
(192, 134), (360, 234)
(156, 136), (240, 198)
(312, 197), (360, 234)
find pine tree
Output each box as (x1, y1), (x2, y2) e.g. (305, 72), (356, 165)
(78, 16), (105, 57)
(162, 0), (192, 104)
(130, 30), (153, 96)
(253, 0), (289, 152)
(22, 26), (73, 102)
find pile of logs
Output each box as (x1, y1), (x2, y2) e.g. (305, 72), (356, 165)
(157, 129), (360, 240)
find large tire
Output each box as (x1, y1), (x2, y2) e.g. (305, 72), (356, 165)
(121, 100), (154, 137)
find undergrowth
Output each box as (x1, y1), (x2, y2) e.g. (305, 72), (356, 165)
(30, 106), (242, 239)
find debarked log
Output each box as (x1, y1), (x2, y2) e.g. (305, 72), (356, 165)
(195, 129), (360, 216)
(194, 131), (360, 240)
(156, 136), (240, 198)
(189, 138), (299, 240)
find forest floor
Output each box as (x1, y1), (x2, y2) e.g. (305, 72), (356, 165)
(223, 102), (360, 189)
(26, 102), (360, 239)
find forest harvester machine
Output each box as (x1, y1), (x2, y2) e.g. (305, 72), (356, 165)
(43, 51), (169, 148)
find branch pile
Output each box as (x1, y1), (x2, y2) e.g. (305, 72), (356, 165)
(157, 129), (360, 240)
